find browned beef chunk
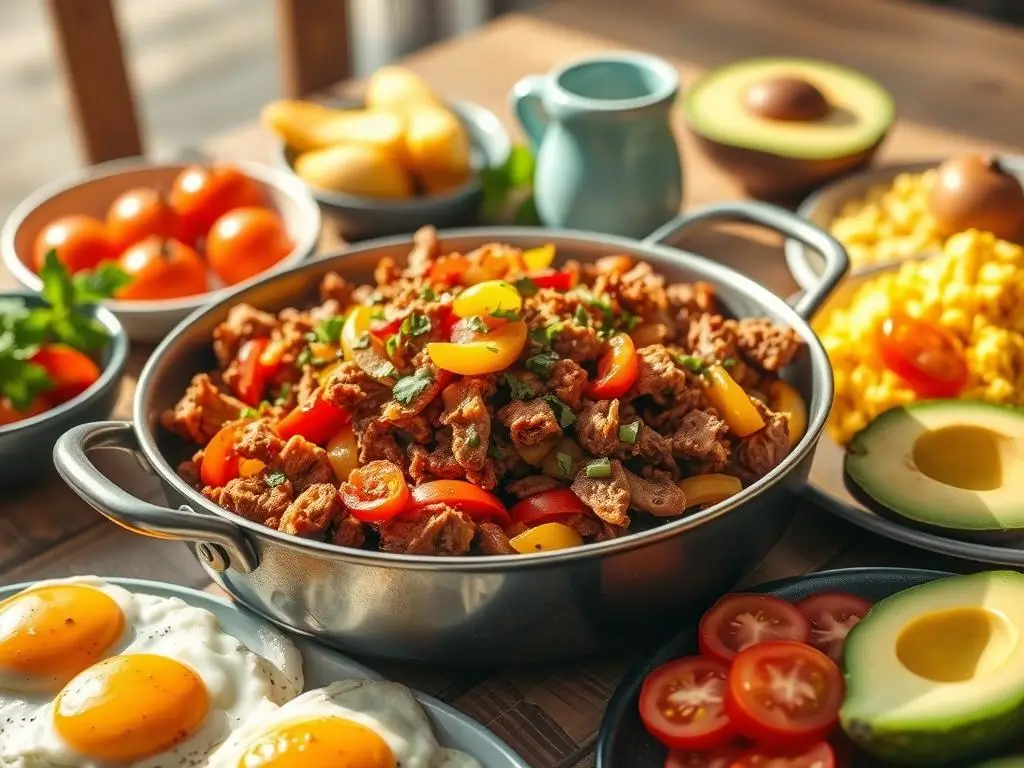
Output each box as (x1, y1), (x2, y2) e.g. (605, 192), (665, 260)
(213, 304), (279, 368)
(624, 469), (687, 517)
(403, 225), (440, 278)
(203, 474), (293, 526)
(374, 257), (402, 286)
(279, 483), (342, 538)
(380, 363), (448, 420)
(577, 399), (621, 457)
(571, 458), (631, 528)
(440, 378), (492, 472)
(625, 345), (688, 405)
(177, 458), (201, 488)
(476, 522), (518, 555)
(319, 271), (354, 305)
(736, 401), (790, 480)
(617, 261), (669, 318)
(271, 435), (335, 492)
(331, 514), (367, 548)
(235, 420), (285, 463)
(686, 314), (738, 363)
(615, 424), (676, 472)
(505, 475), (564, 499)
(672, 409), (730, 473)
(497, 398), (562, 448)
(667, 281), (718, 319)
(357, 418), (408, 472)
(323, 361), (393, 417)
(378, 504), (476, 556)
(549, 358), (589, 410)
(735, 318), (803, 372)
(161, 373), (245, 443)
(552, 322), (606, 363)
(562, 513), (626, 542)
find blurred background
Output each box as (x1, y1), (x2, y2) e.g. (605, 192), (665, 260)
(0, 0), (1018, 219)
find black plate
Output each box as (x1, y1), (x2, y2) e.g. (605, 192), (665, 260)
(596, 567), (953, 768)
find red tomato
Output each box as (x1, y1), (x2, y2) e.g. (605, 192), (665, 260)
(428, 254), (469, 285)
(275, 393), (351, 445)
(725, 641), (844, 748)
(639, 657), (734, 751)
(586, 333), (640, 400)
(699, 594), (810, 665)
(0, 396), (50, 426)
(795, 592), (873, 662)
(29, 344), (101, 404)
(200, 420), (249, 487)
(338, 460), (411, 522)
(106, 187), (180, 252)
(169, 164), (267, 244)
(205, 207), (293, 286)
(665, 744), (746, 768)
(116, 237), (208, 301)
(407, 480), (510, 526)
(509, 488), (590, 527)
(528, 269), (575, 291)
(235, 338), (272, 406)
(730, 740), (835, 768)
(33, 215), (116, 274)
(877, 313), (968, 398)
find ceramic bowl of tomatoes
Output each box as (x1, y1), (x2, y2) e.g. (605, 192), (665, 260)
(1, 157), (321, 342)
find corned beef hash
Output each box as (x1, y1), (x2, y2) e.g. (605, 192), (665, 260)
(161, 227), (807, 557)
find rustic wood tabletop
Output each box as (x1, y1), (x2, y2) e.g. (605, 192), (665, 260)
(3, 1), (1023, 766)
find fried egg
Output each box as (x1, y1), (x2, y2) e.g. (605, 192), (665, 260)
(208, 679), (482, 768)
(0, 576), (303, 767)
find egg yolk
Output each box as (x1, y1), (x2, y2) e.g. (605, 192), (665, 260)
(237, 716), (396, 768)
(0, 585), (124, 690)
(54, 654), (209, 763)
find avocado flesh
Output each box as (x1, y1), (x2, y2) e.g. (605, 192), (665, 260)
(685, 58), (894, 160)
(845, 401), (1024, 534)
(841, 571), (1024, 764)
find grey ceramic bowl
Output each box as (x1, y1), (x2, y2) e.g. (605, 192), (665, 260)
(1, 158), (322, 343)
(273, 99), (511, 240)
(0, 291), (127, 487)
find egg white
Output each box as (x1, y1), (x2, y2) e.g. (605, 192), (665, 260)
(0, 576), (303, 767)
(208, 679), (482, 768)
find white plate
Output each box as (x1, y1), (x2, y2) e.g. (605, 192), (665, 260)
(0, 577), (528, 768)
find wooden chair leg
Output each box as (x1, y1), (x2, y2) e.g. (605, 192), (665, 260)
(46, 0), (143, 164)
(276, 0), (353, 98)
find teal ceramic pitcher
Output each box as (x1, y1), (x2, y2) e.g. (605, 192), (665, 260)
(510, 52), (683, 238)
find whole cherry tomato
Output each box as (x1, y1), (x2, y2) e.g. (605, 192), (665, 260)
(33, 215), (116, 274)
(0, 396), (50, 427)
(105, 187), (180, 252)
(205, 207), (293, 286)
(877, 313), (968, 398)
(168, 164), (266, 244)
(29, 345), (101, 404)
(115, 237), (208, 301)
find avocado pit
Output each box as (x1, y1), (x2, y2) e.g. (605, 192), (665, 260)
(929, 154), (1024, 242)
(743, 76), (831, 122)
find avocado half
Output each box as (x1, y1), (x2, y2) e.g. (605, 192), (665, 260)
(841, 571), (1024, 764)
(683, 58), (894, 197)
(844, 401), (1024, 543)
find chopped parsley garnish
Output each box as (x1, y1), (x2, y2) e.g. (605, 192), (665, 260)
(370, 309), (386, 321)
(400, 312), (432, 337)
(490, 306), (521, 321)
(296, 346), (313, 368)
(620, 311), (640, 332)
(619, 420), (640, 445)
(584, 457), (612, 479)
(529, 323), (562, 347)
(513, 276), (538, 297)
(544, 394), (576, 428)
(526, 350), (559, 376)
(351, 332), (372, 350)
(672, 353), (709, 374)
(265, 470), (288, 488)
(722, 357), (737, 369)
(465, 316), (489, 334)
(392, 367), (434, 405)
(555, 451), (573, 479)
(310, 316), (345, 344)
(273, 383), (293, 406)
(385, 334), (400, 357)
(485, 343), (500, 353)
(421, 286), (438, 301)
(465, 425), (481, 448)
(240, 406), (258, 419)
(503, 373), (536, 400)
(573, 305), (590, 327)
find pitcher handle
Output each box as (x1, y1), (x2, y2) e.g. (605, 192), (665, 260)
(54, 421), (259, 573)
(643, 201), (848, 320)
(510, 75), (549, 153)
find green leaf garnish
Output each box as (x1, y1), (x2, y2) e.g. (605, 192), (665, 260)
(672, 354), (709, 375)
(400, 313), (432, 337)
(351, 332), (372, 351)
(490, 306), (520, 321)
(311, 316), (345, 344)
(526, 350), (559, 376)
(392, 367), (434, 406)
(555, 451), (573, 479)
(543, 394), (576, 428)
(619, 421), (640, 445)
(584, 457), (612, 479)
(72, 262), (132, 303)
(465, 316), (489, 335)
(513, 277), (538, 297)
(465, 425), (481, 448)
(573, 305), (590, 327)
(502, 373), (536, 401)
(265, 470), (288, 488)
(421, 286), (438, 301)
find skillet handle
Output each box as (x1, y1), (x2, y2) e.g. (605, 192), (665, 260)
(643, 201), (848, 320)
(54, 422), (259, 574)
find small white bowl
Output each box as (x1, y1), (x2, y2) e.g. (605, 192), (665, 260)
(1, 157), (322, 342)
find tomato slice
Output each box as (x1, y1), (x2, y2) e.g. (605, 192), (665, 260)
(236, 338), (271, 406)
(794, 592), (873, 662)
(338, 460), (410, 523)
(407, 480), (510, 526)
(29, 344), (101, 404)
(698, 594), (810, 665)
(585, 333), (640, 400)
(200, 420), (250, 487)
(877, 313), (968, 398)
(275, 392), (351, 445)
(639, 657), (734, 751)
(528, 269), (575, 291)
(509, 488), (590, 527)
(725, 641), (843, 749)
(730, 740), (835, 768)
(664, 743), (746, 768)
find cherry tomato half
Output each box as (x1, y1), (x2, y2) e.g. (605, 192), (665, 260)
(585, 333), (640, 400)
(664, 743), (746, 768)
(794, 592), (873, 663)
(877, 313), (968, 398)
(275, 391), (351, 445)
(730, 740), (836, 768)
(338, 460), (411, 523)
(639, 657), (734, 751)
(200, 420), (250, 487)
(698, 594), (810, 665)
(509, 487), (590, 527)
(106, 187), (180, 252)
(725, 641), (844, 749)
(235, 338), (271, 406)
(407, 480), (510, 526)
(29, 344), (100, 404)
(169, 164), (267, 244)
(528, 269), (576, 291)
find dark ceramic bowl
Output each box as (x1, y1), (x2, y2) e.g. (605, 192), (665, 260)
(272, 99), (511, 240)
(0, 292), (127, 486)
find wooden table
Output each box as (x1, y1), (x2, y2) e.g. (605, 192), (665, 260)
(5, 1), (1023, 765)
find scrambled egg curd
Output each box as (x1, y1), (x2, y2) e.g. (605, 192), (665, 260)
(815, 229), (1024, 444)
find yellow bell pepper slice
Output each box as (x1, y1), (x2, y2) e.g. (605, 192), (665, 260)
(326, 424), (359, 482)
(510, 522), (584, 554)
(452, 280), (522, 320)
(238, 459), (266, 478)
(769, 381), (808, 446)
(341, 305), (373, 361)
(677, 473), (743, 507)
(426, 319), (527, 375)
(521, 244), (555, 272)
(703, 365), (765, 437)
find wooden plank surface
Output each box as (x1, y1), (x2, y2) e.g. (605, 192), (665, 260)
(5, 1), (1024, 766)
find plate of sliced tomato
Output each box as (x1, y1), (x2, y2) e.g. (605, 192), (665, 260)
(596, 567), (950, 768)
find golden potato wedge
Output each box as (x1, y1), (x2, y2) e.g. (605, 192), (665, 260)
(293, 144), (414, 199)
(404, 106), (472, 176)
(262, 100), (406, 156)
(365, 66), (440, 113)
